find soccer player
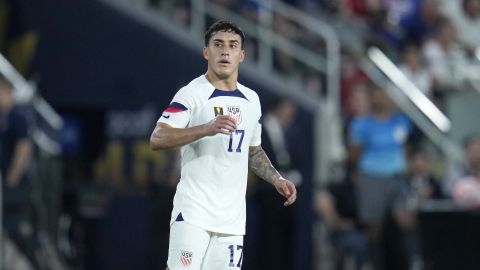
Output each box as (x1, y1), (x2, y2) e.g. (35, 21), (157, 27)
(150, 20), (297, 270)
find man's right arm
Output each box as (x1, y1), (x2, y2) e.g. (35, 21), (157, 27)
(150, 115), (237, 150)
(6, 138), (32, 188)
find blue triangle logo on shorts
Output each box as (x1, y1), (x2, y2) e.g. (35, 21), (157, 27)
(176, 212), (184, 222)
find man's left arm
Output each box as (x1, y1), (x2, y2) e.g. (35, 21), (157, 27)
(248, 145), (297, 206)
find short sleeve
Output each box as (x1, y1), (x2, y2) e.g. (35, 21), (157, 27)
(13, 110), (29, 140)
(348, 117), (366, 146)
(249, 95), (262, 146)
(157, 88), (193, 128)
(250, 115), (262, 146)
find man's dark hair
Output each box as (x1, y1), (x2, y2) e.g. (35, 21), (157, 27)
(204, 20), (245, 49)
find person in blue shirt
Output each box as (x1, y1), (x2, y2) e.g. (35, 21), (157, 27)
(348, 83), (412, 270)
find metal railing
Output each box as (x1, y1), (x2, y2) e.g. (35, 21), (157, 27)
(0, 53), (63, 155)
(361, 47), (463, 162)
(368, 47), (451, 133)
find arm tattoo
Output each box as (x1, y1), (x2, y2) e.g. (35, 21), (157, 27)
(248, 146), (281, 184)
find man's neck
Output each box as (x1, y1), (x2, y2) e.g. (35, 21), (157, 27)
(205, 71), (237, 91)
(372, 108), (391, 120)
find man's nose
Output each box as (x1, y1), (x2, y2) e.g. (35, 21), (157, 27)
(221, 47), (229, 56)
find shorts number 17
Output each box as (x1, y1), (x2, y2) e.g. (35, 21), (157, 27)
(228, 244), (243, 268)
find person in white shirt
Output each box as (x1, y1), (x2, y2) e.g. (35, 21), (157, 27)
(422, 18), (468, 90)
(399, 43), (433, 98)
(150, 20), (297, 270)
(441, 0), (480, 53)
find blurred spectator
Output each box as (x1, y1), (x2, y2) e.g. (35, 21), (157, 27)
(443, 135), (480, 207)
(370, 8), (405, 51)
(303, 72), (324, 97)
(422, 18), (469, 91)
(383, 0), (419, 26)
(253, 97), (300, 270)
(315, 177), (368, 270)
(150, 0), (190, 27)
(405, 149), (443, 207)
(0, 75), (34, 262)
(398, 149), (444, 269)
(400, 0), (444, 45)
(441, 0), (480, 55)
(343, 81), (370, 147)
(398, 43), (433, 99)
(343, 0), (384, 18)
(451, 175), (480, 208)
(237, 0), (260, 22)
(348, 83), (412, 270)
(273, 15), (304, 82)
(340, 56), (368, 117)
(171, 1), (190, 27)
(347, 82), (370, 118)
(273, 49), (303, 82)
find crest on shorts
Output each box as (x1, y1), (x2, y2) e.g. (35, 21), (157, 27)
(180, 250), (193, 267)
(227, 106), (242, 125)
(214, 106), (224, 116)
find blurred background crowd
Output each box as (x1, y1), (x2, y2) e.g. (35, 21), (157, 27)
(1, 0), (480, 270)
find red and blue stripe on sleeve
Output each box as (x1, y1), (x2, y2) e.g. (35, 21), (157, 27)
(164, 102), (188, 113)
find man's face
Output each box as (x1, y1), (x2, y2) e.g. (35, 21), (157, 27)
(370, 88), (391, 111)
(203, 31), (245, 80)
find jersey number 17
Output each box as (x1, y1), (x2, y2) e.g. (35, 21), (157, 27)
(228, 130), (245, 152)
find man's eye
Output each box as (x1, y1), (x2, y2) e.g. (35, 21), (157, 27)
(214, 43), (222, 47)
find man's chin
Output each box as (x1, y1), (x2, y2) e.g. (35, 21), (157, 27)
(216, 71), (232, 80)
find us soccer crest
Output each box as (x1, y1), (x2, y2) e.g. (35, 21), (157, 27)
(180, 250), (193, 267)
(227, 106), (242, 125)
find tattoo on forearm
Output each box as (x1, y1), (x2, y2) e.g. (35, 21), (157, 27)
(248, 146), (280, 184)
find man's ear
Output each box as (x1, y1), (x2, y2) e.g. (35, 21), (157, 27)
(239, 49), (245, 63)
(203, 47), (208, 60)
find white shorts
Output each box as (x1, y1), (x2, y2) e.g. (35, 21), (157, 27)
(167, 220), (244, 270)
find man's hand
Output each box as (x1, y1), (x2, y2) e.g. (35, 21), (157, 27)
(203, 115), (237, 136)
(150, 115), (237, 150)
(273, 177), (297, 206)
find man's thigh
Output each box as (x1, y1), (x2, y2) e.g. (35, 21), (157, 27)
(201, 233), (244, 270)
(167, 221), (210, 270)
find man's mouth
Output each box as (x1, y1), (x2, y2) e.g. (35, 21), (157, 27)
(219, 59), (230, 64)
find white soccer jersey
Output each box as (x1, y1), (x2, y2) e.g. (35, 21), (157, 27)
(158, 74), (262, 235)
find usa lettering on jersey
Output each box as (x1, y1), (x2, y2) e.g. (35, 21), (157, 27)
(227, 106), (242, 125)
